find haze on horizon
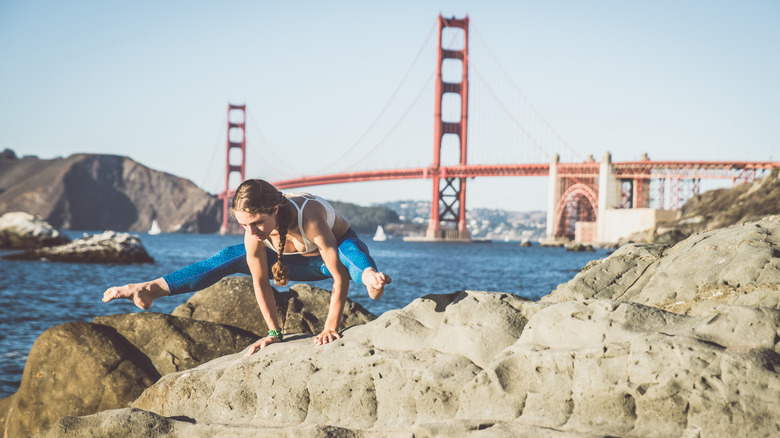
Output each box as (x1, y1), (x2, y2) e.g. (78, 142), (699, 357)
(1, 0), (778, 212)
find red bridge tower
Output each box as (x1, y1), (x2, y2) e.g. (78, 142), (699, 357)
(427, 14), (470, 240)
(218, 103), (247, 234)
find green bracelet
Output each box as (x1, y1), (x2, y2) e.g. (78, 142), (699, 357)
(268, 329), (283, 340)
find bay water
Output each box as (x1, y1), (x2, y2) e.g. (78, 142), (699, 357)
(0, 231), (608, 398)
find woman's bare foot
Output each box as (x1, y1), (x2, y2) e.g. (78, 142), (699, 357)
(102, 278), (169, 310)
(362, 268), (391, 300)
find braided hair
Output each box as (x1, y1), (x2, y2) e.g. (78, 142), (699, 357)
(231, 179), (291, 286)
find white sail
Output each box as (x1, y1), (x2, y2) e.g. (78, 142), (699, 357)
(148, 219), (162, 235)
(373, 225), (387, 241)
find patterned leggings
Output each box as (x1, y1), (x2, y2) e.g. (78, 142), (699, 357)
(162, 228), (377, 295)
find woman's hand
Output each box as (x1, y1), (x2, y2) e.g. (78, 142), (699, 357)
(244, 336), (281, 356)
(314, 329), (341, 345)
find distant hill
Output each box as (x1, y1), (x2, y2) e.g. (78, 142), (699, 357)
(328, 200), (400, 234)
(622, 169), (780, 245)
(0, 149), (221, 233)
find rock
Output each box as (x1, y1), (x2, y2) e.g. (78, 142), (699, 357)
(36, 408), (601, 437)
(93, 312), (257, 376)
(171, 277), (376, 337)
(2, 230), (154, 263)
(0, 153), (221, 233)
(544, 217), (780, 315)
(2, 313), (258, 438)
(132, 291), (534, 429)
(460, 299), (780, 437)
(564, 243), (594, 252)
(519, 239), (532, 247)
(0, 211), (70, 249)
(3, 322), (159, 438)
(29, 218), (780, 437)
(37, 288), (780, 437)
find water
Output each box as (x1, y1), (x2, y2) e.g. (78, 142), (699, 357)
(0, 232), (608, 398)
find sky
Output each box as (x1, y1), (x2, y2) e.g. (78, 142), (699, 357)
(1, 0), (778, 212)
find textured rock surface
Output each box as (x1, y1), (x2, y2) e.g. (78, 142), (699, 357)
(1, 315), (258, 437)
(2, 230), (155, 263)
(0, 212), (70, 249)
(2, 322), (159, 438)
(0, 152), (221, 233)
(133, 291), (534, 428)
(27, 218), (780, 437)
(545, 217), (780, 315)
(172, 277), (376, 336)
(37, 286), (780, 437)
(93, 312), (257, 376)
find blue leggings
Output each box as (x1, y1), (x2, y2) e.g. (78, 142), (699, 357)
(163, 228), (377, 295)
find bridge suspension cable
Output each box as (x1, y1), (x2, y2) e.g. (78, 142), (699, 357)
(313, 21), (438, 175)
(472, 24), (583, 162)
(245, 109), (297, 180)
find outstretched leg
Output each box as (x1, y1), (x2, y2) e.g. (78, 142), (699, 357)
(102, 277), (169, 310)
(336, 229), (391, 300)
(361, 268), (392, 300)
(103, 243), (251, 309)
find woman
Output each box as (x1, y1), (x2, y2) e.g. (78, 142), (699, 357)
(103, 179), (391, 354)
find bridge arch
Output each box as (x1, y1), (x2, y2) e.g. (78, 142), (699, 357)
(554, 183), (598, 239)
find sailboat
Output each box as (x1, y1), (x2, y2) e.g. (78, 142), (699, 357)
(148, 219), (162, 235)
(373, 225), (387, 241)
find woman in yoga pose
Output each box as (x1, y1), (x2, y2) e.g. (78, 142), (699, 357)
(103, 179), (391, 354)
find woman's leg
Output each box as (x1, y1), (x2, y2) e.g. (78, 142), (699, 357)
(335, 229), (391, 299)
(163, 244), (251, 294)
(103, 244), (250, 308)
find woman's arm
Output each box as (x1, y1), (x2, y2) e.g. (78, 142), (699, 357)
(243, 231), (283, 355)
(304, 207), (350, 346)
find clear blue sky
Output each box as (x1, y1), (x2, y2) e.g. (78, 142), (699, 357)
(1, 0), (778, 211)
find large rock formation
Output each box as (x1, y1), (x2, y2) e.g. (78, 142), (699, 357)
(0, 151), (221, 233)
(0, 283), (376, 437)
(544, 216), (780, 315)
(2, 231), (154, 263)
(29, 217), (780, 437)
(171, 278), (377, 336)
(0, 212), (70, 249)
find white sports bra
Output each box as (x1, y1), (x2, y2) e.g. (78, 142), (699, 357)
(264, 193), (336, 255)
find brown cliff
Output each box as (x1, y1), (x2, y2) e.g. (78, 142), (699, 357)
(0, 151), (221, 233)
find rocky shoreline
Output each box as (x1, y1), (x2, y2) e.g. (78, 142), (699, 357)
(1, 217), (779, 437)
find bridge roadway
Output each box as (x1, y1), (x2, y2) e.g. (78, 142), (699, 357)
(272, 161), (780, 190)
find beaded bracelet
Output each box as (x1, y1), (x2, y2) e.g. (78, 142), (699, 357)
(267, 329), (283, 341)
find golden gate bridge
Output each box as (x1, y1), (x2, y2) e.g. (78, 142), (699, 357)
(215, 15), (779, 243)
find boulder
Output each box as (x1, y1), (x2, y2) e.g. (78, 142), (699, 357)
(544, 217), (780, 315)
(2, 230), (154, 263)
(132, 291), (536, 429)
(2, 322), (159, 438)
(0, 212), (70, 249)
(171, 277), (376, 336)
(2, 313), (258, 438)
(36, 288), (780, 437)
(93, 312), (257, 376)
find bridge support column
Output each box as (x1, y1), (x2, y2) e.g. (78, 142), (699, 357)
(218, 103), (247, 234)
(426, 14), (470, 241)
(597, 152), (619, 242)
(545, 153), (560, 241)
